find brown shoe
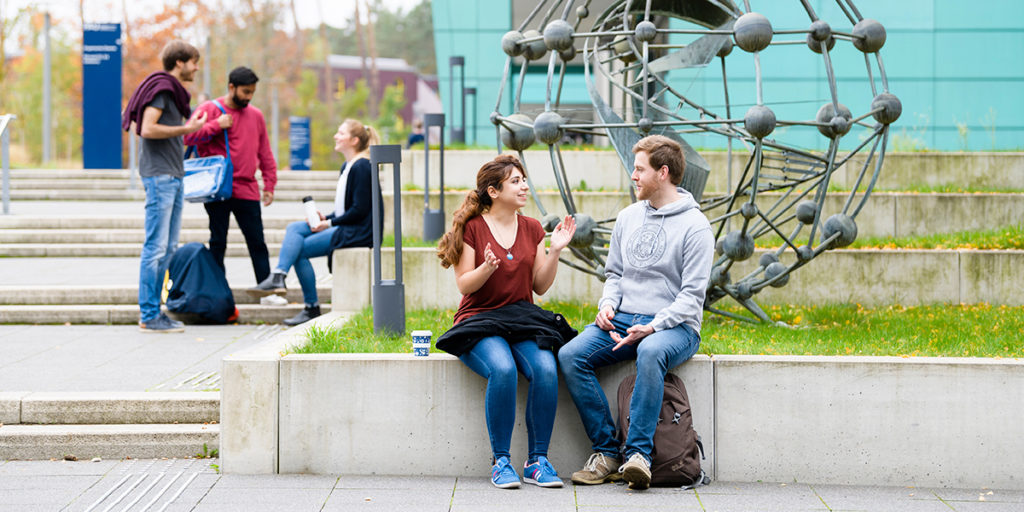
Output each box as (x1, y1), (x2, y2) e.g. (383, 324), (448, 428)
(570, 453), (622, 485)
(620, 453), (651, 490)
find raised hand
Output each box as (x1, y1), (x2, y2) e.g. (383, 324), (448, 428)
(549, 215), (577, 252)
(482, 242), (501, 271)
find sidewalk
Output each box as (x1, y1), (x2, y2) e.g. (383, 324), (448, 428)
(2, 458), (1021, 512)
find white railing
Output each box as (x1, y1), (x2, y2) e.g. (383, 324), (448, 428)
(1, 114), (15, 215)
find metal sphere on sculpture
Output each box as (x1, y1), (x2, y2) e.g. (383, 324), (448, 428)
(816, 102), (852, 138)
(823, 214), (858, 248)
(491, 1), (897, 323)
(733, 13), (772, 52)
(501, 31), (525, 57)
(634, 21), (658, 43)
(852, 19), (886, 53)
(499, 114), (535, 151)
(533, 111), (564, 145)
(796, 201), (819, 224)
(744, 105), (776, 138)
(543, 20), (574, 52)
(871, 93), (902, 125)
(723, 230), (755, 261)
(521, 29), (548, 61)
(765, 262), (790, 287)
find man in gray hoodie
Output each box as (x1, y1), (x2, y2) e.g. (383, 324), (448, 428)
(559, 135), (714, 490)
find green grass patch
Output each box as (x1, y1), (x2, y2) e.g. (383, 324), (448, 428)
(380, 234), (438, 248)
(755, 224), (1024, 250)
(290, 301), (1024, 358)
(828, 184), (1024, 194)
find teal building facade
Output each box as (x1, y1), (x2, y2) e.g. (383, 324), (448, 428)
(432, 0), (1024, 151)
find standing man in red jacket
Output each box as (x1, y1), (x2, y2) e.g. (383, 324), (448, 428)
(184, 66), (278, 285)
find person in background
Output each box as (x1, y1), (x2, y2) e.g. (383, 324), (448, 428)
(184, 66), (277, 285)
(435, 155), (577, 489)
(250, 119), (381, 326)
(122, 39), (206, 333)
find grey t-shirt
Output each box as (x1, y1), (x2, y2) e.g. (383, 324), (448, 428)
(139, 91), (185, 178)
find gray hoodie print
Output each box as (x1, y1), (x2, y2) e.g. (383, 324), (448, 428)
(598, 189), (715, 334)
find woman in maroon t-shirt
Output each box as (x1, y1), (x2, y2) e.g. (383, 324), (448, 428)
(437, 155), (576, 489)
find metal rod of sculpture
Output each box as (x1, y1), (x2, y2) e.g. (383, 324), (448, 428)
(489, 0), (901, 323)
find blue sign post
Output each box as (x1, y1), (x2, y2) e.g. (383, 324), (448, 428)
(82, 23), (122, 169)
(289, 116), (311, 170)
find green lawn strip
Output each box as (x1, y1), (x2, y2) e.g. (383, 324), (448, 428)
(755, 224), (1024, 250)
(291, 301), (1024, 358)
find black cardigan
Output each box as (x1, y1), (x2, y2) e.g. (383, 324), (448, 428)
(325, 157), (384, 272)
(436, 301), (579, 357)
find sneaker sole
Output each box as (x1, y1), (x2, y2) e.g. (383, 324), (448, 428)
(492, 480), (521, 489)
(523, 477), (563, 488)
(621, 466), (651, 490)
(139, 326), (185, 333)
(247, 288), (286, 298)
(570, 472), (622, 485)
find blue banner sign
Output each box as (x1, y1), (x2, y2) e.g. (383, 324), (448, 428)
(82, 23), (122, 169)
(289, 116), (311, 170)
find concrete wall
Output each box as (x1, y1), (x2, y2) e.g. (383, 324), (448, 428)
(403, 150), (1024, 193)
(714, 355), (1024, 489)
(333, 248), (1024, 310)
(276, 354), (714, 478)
(221, 340), (1024, 489)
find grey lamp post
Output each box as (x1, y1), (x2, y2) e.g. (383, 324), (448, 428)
(370, 144), (405, 335)
(422, 113), (446, 241)
(448, 56), (466, 143)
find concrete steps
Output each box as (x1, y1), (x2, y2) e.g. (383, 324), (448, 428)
(0, 242), (286, 257)
(0, 228), (288, 244)
(0, 303), (332, 324)
(0, 392), (219, 460)
(0, 285), (330, 306)
(0, 424), (219, 460)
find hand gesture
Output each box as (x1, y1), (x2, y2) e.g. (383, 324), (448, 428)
(611, 324), (654, 351)
(549, 215), (577, 252)
(594, 305), (615, 331)
(217, 113), (233, 129)
(481, 242), (501, 271)
(185, 111), (208, 133)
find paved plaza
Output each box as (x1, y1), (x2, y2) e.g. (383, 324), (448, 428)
(3, 457), (1022, 512)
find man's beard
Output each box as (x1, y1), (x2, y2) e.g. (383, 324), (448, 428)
(232, 94), (250, 108)
(180, 69), (195, 82)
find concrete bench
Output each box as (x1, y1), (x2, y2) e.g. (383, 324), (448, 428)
(221, 313), (1024, 489)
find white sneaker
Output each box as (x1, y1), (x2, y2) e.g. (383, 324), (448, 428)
(260, 294), (288, 306)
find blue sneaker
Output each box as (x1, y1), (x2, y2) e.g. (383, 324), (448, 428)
(523, 456), (563, 488)
(491, 456), (521, 489)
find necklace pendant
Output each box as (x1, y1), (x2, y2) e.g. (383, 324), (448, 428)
(506, 252), (514, 260)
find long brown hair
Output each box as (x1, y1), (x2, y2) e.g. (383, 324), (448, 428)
(437, 155), (526, 268)
(342, 118), (379, 154)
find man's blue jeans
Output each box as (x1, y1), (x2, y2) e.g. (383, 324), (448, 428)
(459, 336), (559, 462)
(275, 220), (337, 305)
(138, 175), (184, 322)
(558, 312), (700, 463)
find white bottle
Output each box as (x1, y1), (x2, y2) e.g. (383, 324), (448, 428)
(302, 196), (319, 228)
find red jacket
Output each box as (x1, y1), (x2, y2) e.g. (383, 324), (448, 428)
(184, 97), (277, 200)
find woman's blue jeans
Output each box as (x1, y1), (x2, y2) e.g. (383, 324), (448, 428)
(138, 175), (183, 322)
(557, 312), (700, 463)
(275, 220), (336, 304)
(459, 336), (559, 462)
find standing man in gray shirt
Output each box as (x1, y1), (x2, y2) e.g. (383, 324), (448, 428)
(559, 135), (714, 490)
(122, 40), (207, 332)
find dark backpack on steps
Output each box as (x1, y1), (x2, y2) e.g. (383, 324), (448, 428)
(617, 372), (709, 487)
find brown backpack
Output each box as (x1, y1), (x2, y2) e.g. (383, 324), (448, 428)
(617, 372), (708, 487)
